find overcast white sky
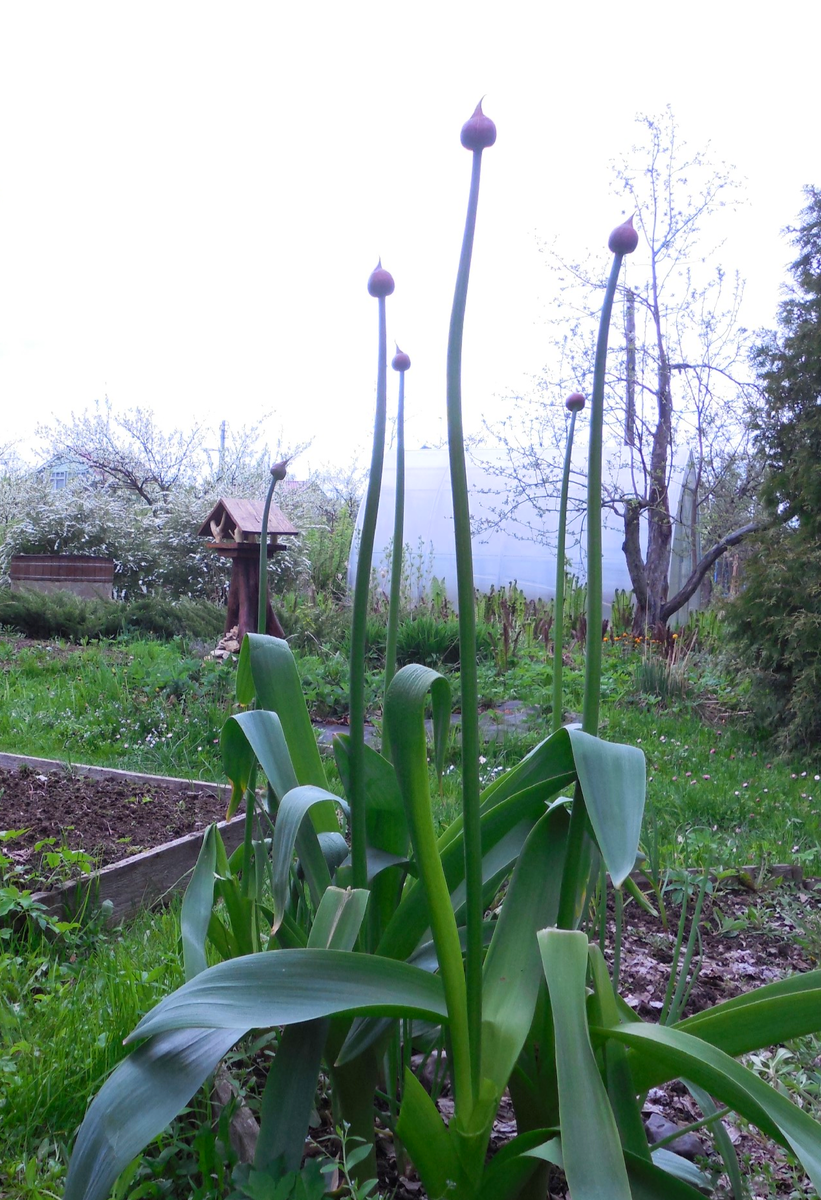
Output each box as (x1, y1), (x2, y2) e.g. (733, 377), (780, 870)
(0, 1), (817, 478)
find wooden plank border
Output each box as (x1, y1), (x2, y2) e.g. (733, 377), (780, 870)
(0, 753), (248, 923)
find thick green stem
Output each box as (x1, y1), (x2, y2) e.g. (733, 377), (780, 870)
(350, 296), (389, 891)
(447, 149), (484, 1100)
(257, 472), (278, 635)
(551, 408), (578, 734)
(384, 370), (405, 702)
(396, 716), (473, 1113)
(582, 252), (624, 736)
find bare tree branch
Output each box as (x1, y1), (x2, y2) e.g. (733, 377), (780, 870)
(660, 520), (767, 621)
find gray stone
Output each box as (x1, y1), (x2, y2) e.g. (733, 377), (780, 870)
(644, 1111), (707, 1161)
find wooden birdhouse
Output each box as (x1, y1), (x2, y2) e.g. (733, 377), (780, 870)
(198, 497), (299, 643)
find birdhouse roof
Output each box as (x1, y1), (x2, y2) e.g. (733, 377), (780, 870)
(197, 497), (299, 538)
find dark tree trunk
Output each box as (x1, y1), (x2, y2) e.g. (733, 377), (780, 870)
(632, 271), (674, 634)
(622, 498), (648, 611)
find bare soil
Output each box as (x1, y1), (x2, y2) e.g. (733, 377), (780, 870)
(0, 764), (228, 890)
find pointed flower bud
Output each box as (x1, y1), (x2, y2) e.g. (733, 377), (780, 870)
(460, 100), (496, 152)
(270, 459), (288, 481)
(392, 347), (411, 372)
(565, 392), (586, 412)
(608, 215), (639, 255)
(367, 259), (395, 297)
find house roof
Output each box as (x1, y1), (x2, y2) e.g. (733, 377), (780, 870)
(197, 497), (299, 539)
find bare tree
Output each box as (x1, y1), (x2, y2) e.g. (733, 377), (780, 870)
(37, 400), (313, 509)
(486, 110), (765, 630)
(38, 399), (206, 507)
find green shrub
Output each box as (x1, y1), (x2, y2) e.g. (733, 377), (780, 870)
(0, 590), (121, 641)
(0, 588), (224, 643)
(725, 527), (821, 755)
(276, 593), (352, 654)
(630, 654), (690, 704)
(121, 596), (225, 642)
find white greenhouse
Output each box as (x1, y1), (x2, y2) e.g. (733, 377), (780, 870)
(347, 447), (704, 621)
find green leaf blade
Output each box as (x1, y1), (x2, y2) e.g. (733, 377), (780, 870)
(127, 949), (449, 1042)
(538, 927), (631, 1200)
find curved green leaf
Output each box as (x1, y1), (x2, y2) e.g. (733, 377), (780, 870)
(480, 728), (576, 811)
(538, 928), (631, 1200)
(674, 971), (821, 1056)
(448, 818), (540, 926)
(475, 1129), (554, 1200)
(308, 886), (369, 953)
(396, 1069), (462, 1200)
(271, 785), (344, 930)
(623, 1149), (709, 1199)
(481, 806), (568, 1092)
(630, 974), (821, 1093)
(602, 1022), (821, 1191)
(221, 715), (257, 820)
(334, 733), (411, 944)
(65, 1026), (242, 1200)
(127, 949), (448, 1042)
(566, 727), (645, 887)
(254, 1019), (328, 1176)
(236, 633), (256, 704)
(181, 823), (220, 981)
(315, 831), (351, 876)
(387, 663), (452, 784)
(245, 633), (331, 798)
(230, 709), (299, 805)
(438, 728), (576, 855)
(334, 736), (407, 841)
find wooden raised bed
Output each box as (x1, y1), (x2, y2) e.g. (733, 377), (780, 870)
(0, 753), (247, 923)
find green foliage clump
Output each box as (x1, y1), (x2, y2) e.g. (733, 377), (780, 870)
(0, 587), (224, 643)
(727, 187), (821, 754)
(727, 527), (821, 752)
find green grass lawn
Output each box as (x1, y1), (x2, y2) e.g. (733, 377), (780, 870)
(0, 630), (818, 873)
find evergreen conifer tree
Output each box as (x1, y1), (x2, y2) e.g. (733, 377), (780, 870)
(727, 187), (821, 751)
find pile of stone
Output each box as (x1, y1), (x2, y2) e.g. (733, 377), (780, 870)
(208, 626), (242, 661)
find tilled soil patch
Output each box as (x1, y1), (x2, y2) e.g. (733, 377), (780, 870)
(0, 764), (229, 890)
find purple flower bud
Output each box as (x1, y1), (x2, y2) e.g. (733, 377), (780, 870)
(608, 215), (639, 255)
(270, 460), (288, 481)
(565, 393), (586, 412)
(367, 259), (395, 297)
(460, 100), (497, 153)
(392, 347), (411, 372)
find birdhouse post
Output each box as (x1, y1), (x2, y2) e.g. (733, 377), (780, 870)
(197, 498), (298, 644)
